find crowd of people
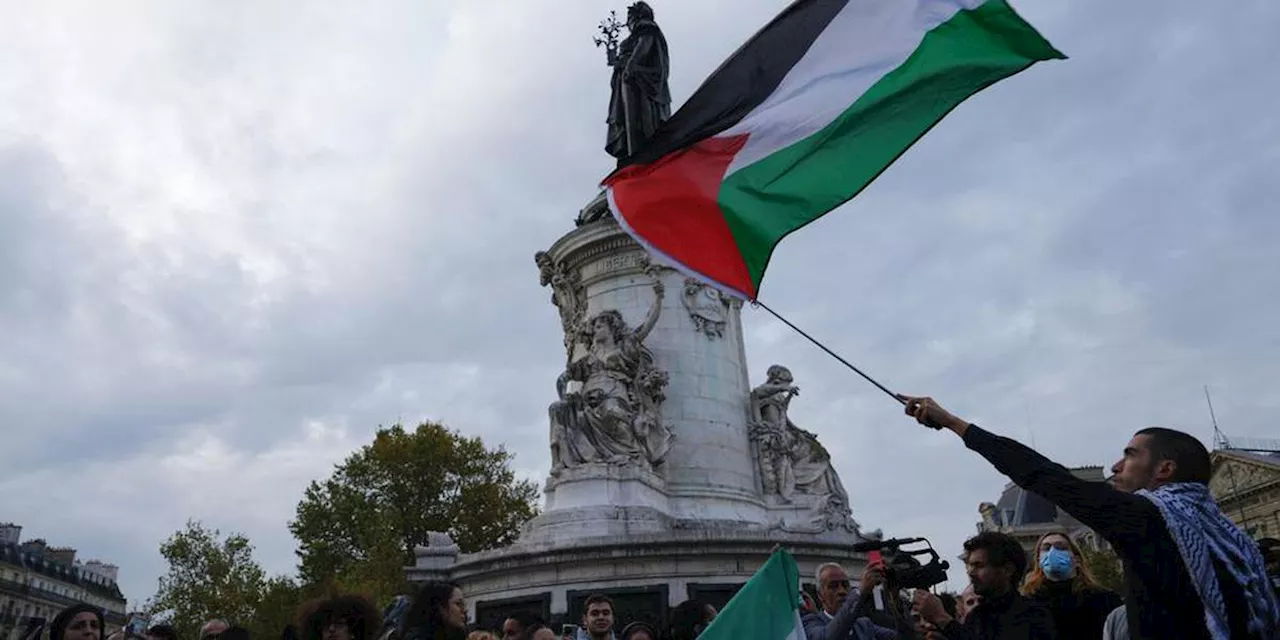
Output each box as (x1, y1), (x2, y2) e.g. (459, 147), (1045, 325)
(24, 395), (1280, 640)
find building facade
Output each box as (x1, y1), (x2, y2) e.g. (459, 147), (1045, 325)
(974, 466), (1112, 558)
(0, 524), (127, 639)
(1209, 448), (1280, 540)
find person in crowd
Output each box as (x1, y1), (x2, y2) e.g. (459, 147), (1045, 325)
(912, 531), (1054, 639)
(668, 600), (717, 640)
(200, 622), (230, 640)
(899, 394), (1280, 639)
(520, 625), (555, 640)
(619, 622), (656, 640)
(1021, 531), (1122, 640)
(51, 604), (104, 640)
(938, 594), (958, 620)
(300, 594), (383, 640)
(466, 631), (496, 640)
(401, 582), (468, 640)
(802, 562), (896, 640)
(1262, 538), (1280, 598)
(955, 586), (979, 624)
(1102, 605), (1128, 640)
(147, 624), (179, 640)
(501, 614), (538, 640)
(577, 595), (615, 640)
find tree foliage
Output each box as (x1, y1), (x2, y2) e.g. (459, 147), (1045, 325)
(1082, 545), (1125, 594)
(290, 421), (539, 600)
(149, 521), (268, 640)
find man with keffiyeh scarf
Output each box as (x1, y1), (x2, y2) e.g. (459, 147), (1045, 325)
(897, 394), (1279, 640)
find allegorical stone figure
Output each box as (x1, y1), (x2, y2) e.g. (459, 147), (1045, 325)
(549, 269), (672, 475)
(536, 251), (586, 364)
(749, 365), (851, 509)
(602, 2), (671, 160)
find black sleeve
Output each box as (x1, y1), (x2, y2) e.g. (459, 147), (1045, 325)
(939, 620), (975, 640)
(962, 425), (1160, 549)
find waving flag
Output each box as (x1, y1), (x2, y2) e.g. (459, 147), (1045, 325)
(699, 550), (805, 640)
(603, 0), (1064, 299)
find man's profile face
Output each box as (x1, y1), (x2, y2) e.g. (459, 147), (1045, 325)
(583, 602), (613, 636)
(817, 566), (850, 613)
(502, 619), (523, 640)
(1111, 435), (1160, 493)
(965, 549), (1011, 598)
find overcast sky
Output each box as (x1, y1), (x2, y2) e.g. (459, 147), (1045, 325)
(1, 0), (1276, 607)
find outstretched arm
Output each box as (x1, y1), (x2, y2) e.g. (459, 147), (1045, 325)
(898, 395), (1161, 550)
(634, 277), (665, 341)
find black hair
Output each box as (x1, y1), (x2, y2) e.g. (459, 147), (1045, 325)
(963, 531), (1028, 583)
(668, 600), (712, 640)
(300, 595), (382, 640)
(219, 628), (251, 640)
(1135, 427), (1212, 484)
(582, 595), (613, 613)
(147, 625), (179, 640)
(402, 582), (465, 640)
(52, 605), (105, 640)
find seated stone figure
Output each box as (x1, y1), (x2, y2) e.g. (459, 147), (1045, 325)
(749, 365), (852, 520)
(549, 274), (672, 476)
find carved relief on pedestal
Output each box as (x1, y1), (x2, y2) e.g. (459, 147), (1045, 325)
(750, 365), (857, 532)
(548, 266), (672, 477)
(681, 278), (731, 339)
(536, 251), (588, 363)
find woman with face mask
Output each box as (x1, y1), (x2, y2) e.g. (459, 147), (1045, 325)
(1021, 532), (1123, 640)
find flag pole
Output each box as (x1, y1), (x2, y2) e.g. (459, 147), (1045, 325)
(752, 300), (905, 405)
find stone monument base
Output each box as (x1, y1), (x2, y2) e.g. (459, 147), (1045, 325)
(407, 529), (867, 632)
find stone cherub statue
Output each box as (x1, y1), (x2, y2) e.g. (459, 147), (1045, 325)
(549, 267), (672, 476)
(749, 365), (851, 512)
(597, 1), (671, 163)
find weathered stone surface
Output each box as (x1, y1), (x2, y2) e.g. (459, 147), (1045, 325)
(749, 365), (858, 533)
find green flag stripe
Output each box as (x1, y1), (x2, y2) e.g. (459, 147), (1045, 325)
(698, 550), (801, 640)
(718, 0), (1065, 292)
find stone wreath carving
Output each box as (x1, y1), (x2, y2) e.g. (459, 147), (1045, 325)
(681, 278), (731, 339)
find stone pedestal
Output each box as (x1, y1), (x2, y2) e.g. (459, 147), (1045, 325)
(408, 200), (872, 630)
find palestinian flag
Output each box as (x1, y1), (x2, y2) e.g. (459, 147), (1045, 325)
(603, 0), (1064, 299)
(699, 550), (804, 640)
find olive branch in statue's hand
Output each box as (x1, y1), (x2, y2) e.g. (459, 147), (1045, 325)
(594, 10), (623, 61)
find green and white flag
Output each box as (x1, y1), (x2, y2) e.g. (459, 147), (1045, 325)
(700, 550), (805, 640)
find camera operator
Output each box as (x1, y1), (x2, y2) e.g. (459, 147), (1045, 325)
(803, 561), (898, 640)
(912, 532), (1054, 640)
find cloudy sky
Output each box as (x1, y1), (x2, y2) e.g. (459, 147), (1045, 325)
(1, 0), (1277, 606)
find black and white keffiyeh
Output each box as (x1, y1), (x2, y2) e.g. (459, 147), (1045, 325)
(1139, 482), (1280, 639)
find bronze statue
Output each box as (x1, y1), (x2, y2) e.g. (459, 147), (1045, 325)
(596, 2), (671, 162)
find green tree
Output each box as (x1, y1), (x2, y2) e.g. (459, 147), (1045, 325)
(290, 421), (539, 601)
(149, 521), (268, 640)
(1082, 545), (1125, 594)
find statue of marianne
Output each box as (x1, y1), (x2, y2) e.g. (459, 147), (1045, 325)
(602, 2), (671, 162)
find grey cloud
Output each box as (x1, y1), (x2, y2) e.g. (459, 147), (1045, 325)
(1, 0), (1277, 603)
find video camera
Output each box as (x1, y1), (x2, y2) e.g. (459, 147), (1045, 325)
(852, 536), (950, 590)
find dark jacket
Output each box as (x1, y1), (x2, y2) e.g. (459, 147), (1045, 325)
(1027, 582), (1122, 640)
(801, 590), (896, 640)
(939, 590), (1055, 640)
(963, 426), (1257, 639)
